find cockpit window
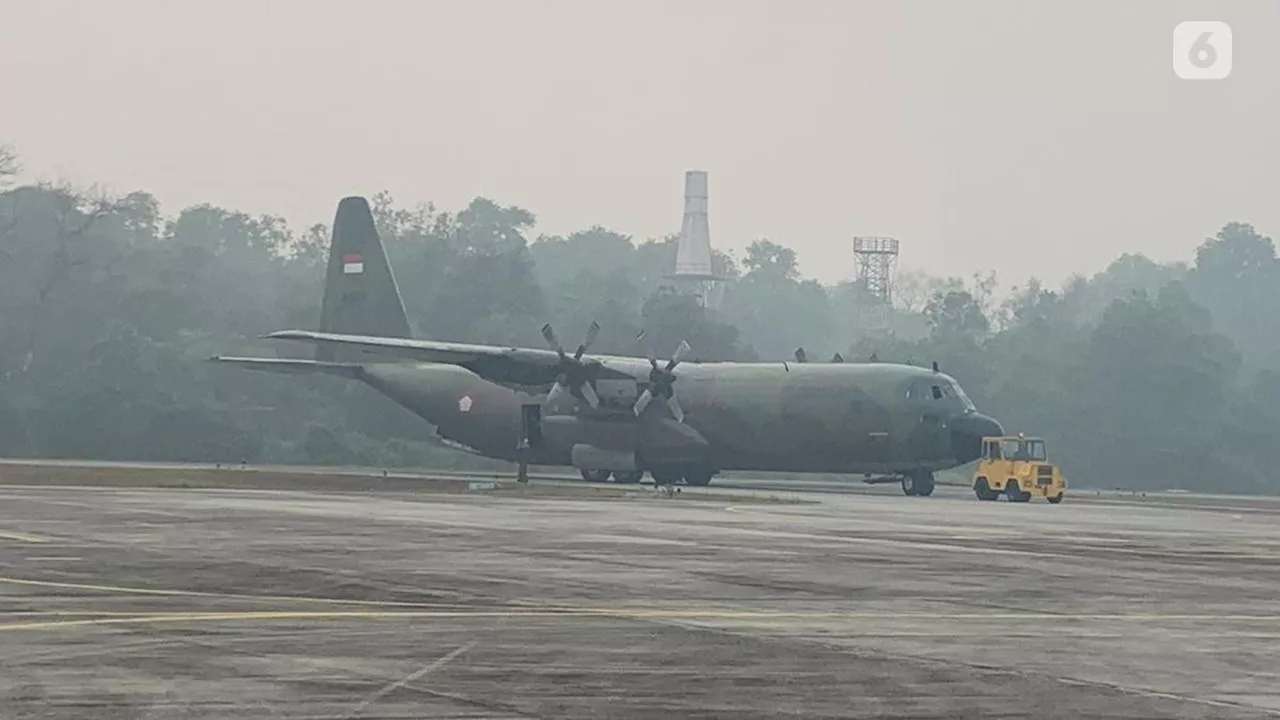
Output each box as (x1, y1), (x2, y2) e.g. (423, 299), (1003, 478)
(948, 379), (976, 411)
(908, 378), (976, 410)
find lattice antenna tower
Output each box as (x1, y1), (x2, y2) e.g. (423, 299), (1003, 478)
(852, 236), (899, 306)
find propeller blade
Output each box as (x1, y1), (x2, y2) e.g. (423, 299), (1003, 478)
(667, 340), (692, 370)
(541, 324), (565, 357)
(578, 381), (600, 409)
(794, 347), (807, 363)
(574, 321), (601, 360)
(633, 389), (654, 416)
(666, 395), (685, 423)
(545, 382), (568, 407)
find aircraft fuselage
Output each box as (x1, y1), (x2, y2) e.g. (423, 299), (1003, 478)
(358, 359), (1000, 475)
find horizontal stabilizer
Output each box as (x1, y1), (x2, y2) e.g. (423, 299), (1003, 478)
(208, 356), (364, 379)
(263, 329), (555, 366)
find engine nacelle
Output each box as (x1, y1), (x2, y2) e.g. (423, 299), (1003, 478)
(542, 414), (712, 467)
(571, 444), (638, 471)
(542, 415), (637, 451)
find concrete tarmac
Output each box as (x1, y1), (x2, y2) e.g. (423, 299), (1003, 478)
(2, 470), (1279, 718)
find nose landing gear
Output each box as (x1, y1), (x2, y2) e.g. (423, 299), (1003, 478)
(901, 470), (935, 497)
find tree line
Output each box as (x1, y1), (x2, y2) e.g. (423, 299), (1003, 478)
(2, 142), (1277, 492)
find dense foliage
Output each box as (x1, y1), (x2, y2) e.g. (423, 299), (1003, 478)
(1, 145), (1276, 492)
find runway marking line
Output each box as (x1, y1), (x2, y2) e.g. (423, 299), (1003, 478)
(5, 608), (1280, 632)
(4, 576), (1280, 628)
(0, 531), (48, 544)
(0, 576), (470, 609)
(349, 640), (477, 717)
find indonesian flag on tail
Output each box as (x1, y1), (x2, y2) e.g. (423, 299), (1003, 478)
(342, 253), (364, 274)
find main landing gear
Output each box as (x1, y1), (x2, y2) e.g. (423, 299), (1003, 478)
(579, 466), (714, 487)
(650, 465), (714, 487)
(901, 470), (935, 497)
(579, 469), (643, 484)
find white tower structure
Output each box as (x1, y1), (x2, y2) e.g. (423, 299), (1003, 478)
(672, 170), (723, 308)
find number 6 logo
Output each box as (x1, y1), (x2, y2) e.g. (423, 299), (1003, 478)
(1173, 21), (1232, 80)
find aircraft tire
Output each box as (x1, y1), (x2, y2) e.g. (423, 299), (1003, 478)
(683, 468), (713, 487)
(650, 467), (683, 486)
(612, 470), (643, 484)
(580, 469), (610, 483)
(903, 471), (933, 497)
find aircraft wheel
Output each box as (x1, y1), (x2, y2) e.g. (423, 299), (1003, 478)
(612, 470), (643, 484)
(902, 471), (933, 497)
(650, 467), (683, 486)
(683, 468), (713, 487)
(901, 475), (918, 496)
(580, 469), (610, 483)
(1047, 493), (1064, 504)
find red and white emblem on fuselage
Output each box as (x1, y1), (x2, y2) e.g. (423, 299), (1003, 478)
(458, 395), (473, 413)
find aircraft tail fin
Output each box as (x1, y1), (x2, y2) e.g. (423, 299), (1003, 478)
(317, 196), (412, 361)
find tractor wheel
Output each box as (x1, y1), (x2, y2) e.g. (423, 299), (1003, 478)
(974, 478), (997, 501)
(1006, 479), (1029, 503)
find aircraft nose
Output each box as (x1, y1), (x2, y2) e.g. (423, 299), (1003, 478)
(950, 412), (1004, 464)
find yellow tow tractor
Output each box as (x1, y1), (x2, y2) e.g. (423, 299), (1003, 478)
(972, 433), (1066, 503)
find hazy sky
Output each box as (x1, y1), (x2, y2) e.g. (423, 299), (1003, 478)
(3, 0), (1277, 287)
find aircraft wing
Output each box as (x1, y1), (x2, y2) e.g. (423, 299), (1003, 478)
(261, 330), (578, 390)
(208, 356), (365, 379)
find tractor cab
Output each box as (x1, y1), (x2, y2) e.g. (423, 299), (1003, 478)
(973, 433), (1066, 503)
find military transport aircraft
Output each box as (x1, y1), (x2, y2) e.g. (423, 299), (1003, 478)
(213, 196), (1002, 495)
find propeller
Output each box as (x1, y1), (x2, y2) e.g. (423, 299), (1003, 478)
(797, 346), (845, 363)
(633, 339), (692, 422)
(541, 321), (602, 409)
